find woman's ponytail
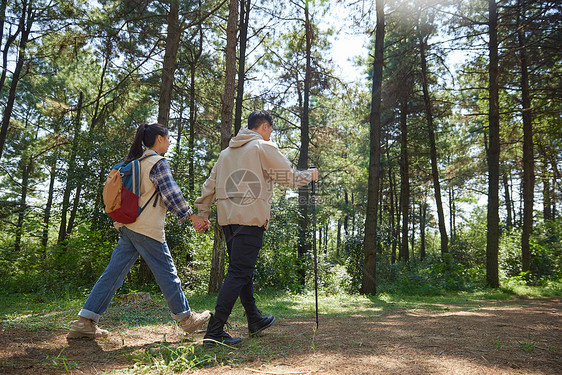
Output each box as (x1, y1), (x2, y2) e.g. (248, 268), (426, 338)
(124, 123), (169, 164)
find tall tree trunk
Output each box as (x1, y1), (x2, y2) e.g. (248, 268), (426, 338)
(324, 222), (328, 254)
(208, 222), (227, 293)
(188, 25), (203, 192)
(518, 0), (533, 276)
(418, 27), (448, 255)
(67, 182), (81, 235)
(344, 190), (349, 237)
(410, 205), (415, 258)
(220, 0), (237, 150)
(0, 0), (19, 96)
(336, 218), (341, 258)
(68, 40), (111, 238)
(296, 2), (313, 287)
(173, 101), (185, 173)
(158, 0), (181, 127)
(541, 154), (552, 220)
(388, 158), (397, 264)
(188, 63), (196, 191)
(42, 161), (56, 251)
(57, 92), (83, 246)
(420, 199), (427, 261)
(15, 158), (32, 252)
(0, 0), (31, 160)
(351, 192), (355, 236)
(234, 0), (250, 135)
(503, 171), (513, 229)
(398, 97), (410, 262)
(486, 0), (500, 288)
(360, 0), (384, 295)
(209, 0), (238, 293)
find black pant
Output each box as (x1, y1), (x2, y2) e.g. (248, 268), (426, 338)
(213, 224), (265, 324)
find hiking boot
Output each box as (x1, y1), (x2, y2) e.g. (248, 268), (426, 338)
(67, 319), (109, 339)
(179, 310), (212, 334)
(248, 314), (275, 337)
(203, 316), (242, 348)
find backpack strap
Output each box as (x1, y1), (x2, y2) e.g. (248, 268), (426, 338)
(137, 151), (164, 214)
(140, 190), (159, 212)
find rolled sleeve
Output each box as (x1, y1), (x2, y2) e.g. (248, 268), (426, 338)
(259, 142), (313, 188)
(195, 163), (217, 218)
(149, 159), (194, 223)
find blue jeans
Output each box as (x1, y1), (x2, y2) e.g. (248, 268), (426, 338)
(79, 227), (191, 322)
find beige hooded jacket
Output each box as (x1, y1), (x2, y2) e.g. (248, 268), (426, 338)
(195, 128), (314, 229)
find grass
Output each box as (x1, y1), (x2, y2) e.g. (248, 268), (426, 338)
(1, 284), (560, 373)
(1, 284), (560, 333)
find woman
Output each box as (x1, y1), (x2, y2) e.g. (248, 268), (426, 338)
(68, 123), (211, 339)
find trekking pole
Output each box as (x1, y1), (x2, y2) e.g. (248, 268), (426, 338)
(310, 166), (319, 330)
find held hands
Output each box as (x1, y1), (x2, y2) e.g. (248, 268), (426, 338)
(308, 167), (319, 181)
(190, 214), (211, 233)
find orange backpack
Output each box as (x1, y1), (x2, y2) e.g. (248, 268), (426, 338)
(102, 154), (158, 224)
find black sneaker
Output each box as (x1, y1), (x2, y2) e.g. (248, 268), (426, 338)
(203, 331), (242, 347)
(248, 314), (275, 337)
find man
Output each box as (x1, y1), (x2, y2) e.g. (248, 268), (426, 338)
(195, 110), (318, 347)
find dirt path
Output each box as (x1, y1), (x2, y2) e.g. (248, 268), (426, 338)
(1, 297), (561, 374)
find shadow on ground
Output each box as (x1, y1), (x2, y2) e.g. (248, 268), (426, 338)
(1, 297), (560, 374)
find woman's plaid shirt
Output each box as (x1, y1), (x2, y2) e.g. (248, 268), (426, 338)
(149, 158), (195, 223)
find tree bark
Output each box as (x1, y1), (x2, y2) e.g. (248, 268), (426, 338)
(220, 0), (237, 150)
(420, 199), (427, 261)
(209, 0), (238, 293)
(0, 0), (31, 160)
(234, 0), (250, 135)
(418, 26), (448, 255)
(518, 0), (534, 276)
(360, 0), (384, 295)
(0, 0), (19, 96)
(208, 222), (227, 293)
(15, 158), (32, 252)
(387, 150), (397, 264)
(158, 0), (181, 127)
(42, 161), (56, 251)
(486, 0), (500, 288)
(541, 154), (551, 220)
(336, 218), (341, 258)
(503, 171), (513, 229)
(57, 92), (83, 246)
(398, 97), (410, 262)
(188, 25), (203, 191)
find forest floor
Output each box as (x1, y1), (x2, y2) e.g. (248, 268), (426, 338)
(1, 296), (561, 374)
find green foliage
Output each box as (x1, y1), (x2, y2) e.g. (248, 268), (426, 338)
(0, 221), (116, 293)
(0, 0), (559, 306)
(130, 341), (232, 372)
(500, 219), (562, 285)
(375, 255), (485, 296)
(343, 234), (365, 293)
(516, 334), (537, 353)
(165, 218), (214, 295)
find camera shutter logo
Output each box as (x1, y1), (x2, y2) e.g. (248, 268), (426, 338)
(225, 169), (262, 206)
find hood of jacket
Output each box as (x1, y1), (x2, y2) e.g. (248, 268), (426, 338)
(228, 128), (263, 148)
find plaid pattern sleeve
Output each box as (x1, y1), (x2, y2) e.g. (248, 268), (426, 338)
(149, 158), (195, 224)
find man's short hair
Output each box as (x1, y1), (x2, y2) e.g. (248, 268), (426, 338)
(248, 110), (274, 130)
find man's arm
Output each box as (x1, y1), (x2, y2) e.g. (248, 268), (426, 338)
(194, 162), (218, 218)
(258, 142), (318, 188)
